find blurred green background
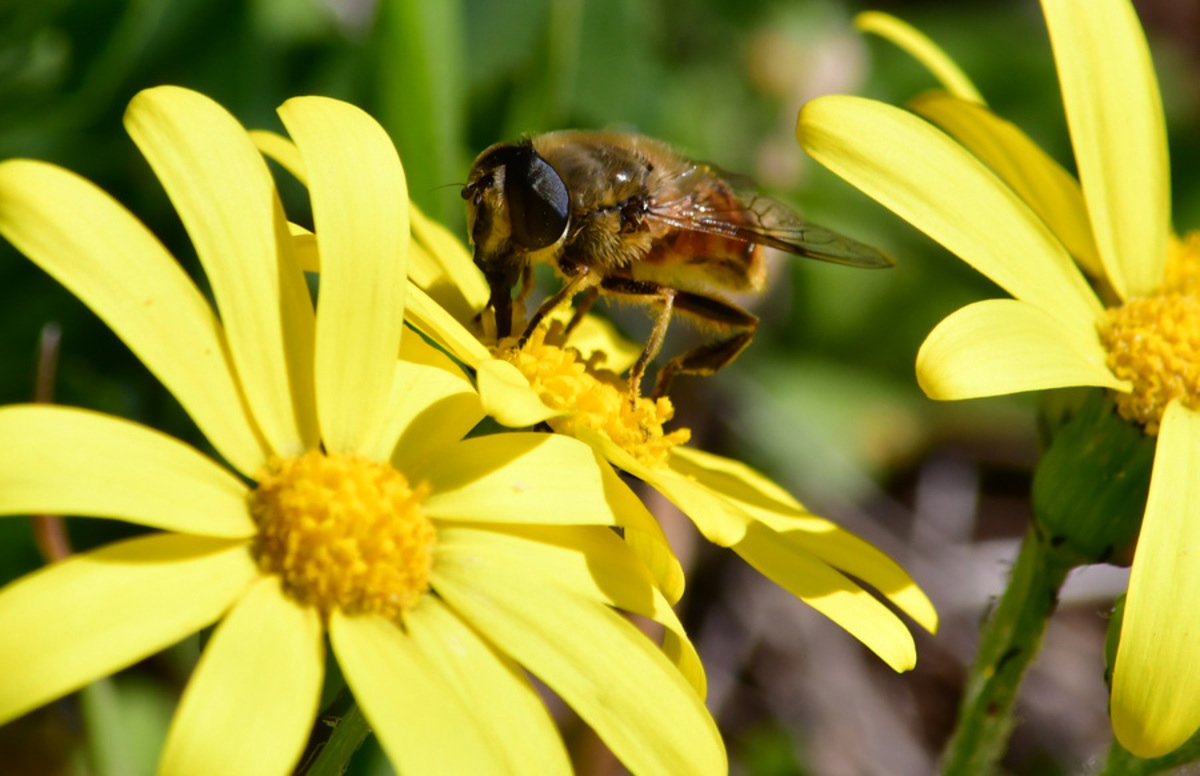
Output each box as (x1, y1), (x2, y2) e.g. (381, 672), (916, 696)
(2, 0), (1199, 773)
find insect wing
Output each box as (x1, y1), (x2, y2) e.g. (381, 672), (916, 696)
(646, 166), (893, 269)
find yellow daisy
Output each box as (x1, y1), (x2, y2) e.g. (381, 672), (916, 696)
(391, 180), (938, 676)
(0, 86), (725, 775)
(799, 0), (1198, 757)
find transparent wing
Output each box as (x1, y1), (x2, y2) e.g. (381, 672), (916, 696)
(646, 165), (894, 269)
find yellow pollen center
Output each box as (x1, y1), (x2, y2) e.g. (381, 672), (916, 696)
(499, 325), (691, 468)
(1100, 233), (1200, 433)
(250, 450), (435, 621)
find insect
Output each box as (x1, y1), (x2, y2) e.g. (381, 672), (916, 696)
(462, 130), (893, 398)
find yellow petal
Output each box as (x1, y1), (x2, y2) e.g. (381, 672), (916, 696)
(278, 96), (408, 453)
(404, 281), (491, 367)
(436, 524), (704, 696)
(419, 433), (617, 526)
(367, 332), (484, 469)
(409, 201), (490, 321)
(0, 159), (266, 476)
(159, 576), (323, 776)
(854, 11), (985, 103)
(908, 91), (1103, 278)
(434, 532), (727, 776)
(1111, 402), (1200, 756)
(0, 534), (255, 725)
(916, 299), (1129, 399)
(476, 358), (565, 427)
(560, 311), (643, 376)
(596, 459), (686, 605)
(577, 429), (750, 546)
(330, 610), (507, 775)
(734, 520), (919, 672)
(405, 596), (571, 775)
(797, 95), (1103, 331)
(249, 129), (306, 185)
(670, 446), (937, 634)
(1043, 0), (1169, 298)
(288, 222), (320, 273)
(125, 86), (313, 457)
(0, 406), (253, 537)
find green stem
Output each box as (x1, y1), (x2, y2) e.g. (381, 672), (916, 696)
(299, 698), (373, 776)
(940, 528), (1075, 775)
(1102, 734), (1200, 775)
(77, 678), (134, 776)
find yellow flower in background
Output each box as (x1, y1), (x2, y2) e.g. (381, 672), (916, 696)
(0, 86), (726, 775)
(399, 186), (938, 675)
(799, 0), (1200, 757)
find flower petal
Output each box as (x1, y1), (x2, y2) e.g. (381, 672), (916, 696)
(409, 202), (490, 322)
(0, 534), (255, 725)
(158, 575), (323, 776)
(908, 91), (1103, 278)
(419, 433), (617, 526)
(855, 11), (984, 103)
(0, 159), (265, 476)
(367, 332), (484, 469)
(404, 281), (491, 367)
(670, 446), (938, 634)
(435, 525), (704, 696)
(577, 429), (749, 546)
(278, 96), (408, 453)
(797, 95), (1103, 331)
(434, 530), (727, 776)
(477, 358), (565, 427)
(330, 610), (507, 775)
(288, 222), (319, 273)
(734, 520), (919, 672)
(0, 406), (253, 537)
(1111, 402), (1200, 756)
(249, 129), (306, 185)
(916, 298), (1128, 399)
(253, 129), (480, 327)
(405, 596), (571, 775)
(1043, 0), (1169, 298)
(561, 311), (643, 375)
(596, 459), (687, 605)
(125, 85), (314, 457)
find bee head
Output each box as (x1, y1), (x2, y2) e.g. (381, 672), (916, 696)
(463, 141), (570, 337)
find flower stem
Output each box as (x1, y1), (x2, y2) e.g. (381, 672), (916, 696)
(940, 528), (1075, 775)
(299, 695), (372, 776)
(1102, 735), (1200, 775)
(77, 678), (134, 776)
(30, 323), (72, 563)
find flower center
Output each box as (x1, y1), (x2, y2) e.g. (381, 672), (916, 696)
(250, 450), (435, 621)
(500, 324), (691, 468)
(1100, 233), (1200, 434)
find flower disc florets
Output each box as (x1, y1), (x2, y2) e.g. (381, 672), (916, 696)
(250, 450), (435, 621)
(1101, 233), (1200, 434)
(499, 324), (691, 468)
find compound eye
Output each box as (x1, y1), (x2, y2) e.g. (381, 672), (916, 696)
(504, 148), (569, 251)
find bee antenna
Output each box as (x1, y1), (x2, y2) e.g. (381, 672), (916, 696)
(433, 182), (467, 191)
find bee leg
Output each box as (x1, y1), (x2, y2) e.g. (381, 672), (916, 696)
(563, 285), (601, 336)
(628, 289), (676, 400)
(594, 275), (677, 400)
(651, 292), (758, 399)
(515, 264), (536, 304)
(518, 267), (599, 348)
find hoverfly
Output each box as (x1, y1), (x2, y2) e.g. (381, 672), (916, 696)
(462, 130), (893, 398)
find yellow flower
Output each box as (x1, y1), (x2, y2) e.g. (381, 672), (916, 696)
(799, 0), (1198, 757)
(401, 195), (938, 677)
(0, 86), (725, 775)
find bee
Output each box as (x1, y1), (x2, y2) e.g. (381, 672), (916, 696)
(462, 130), (893, 398)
